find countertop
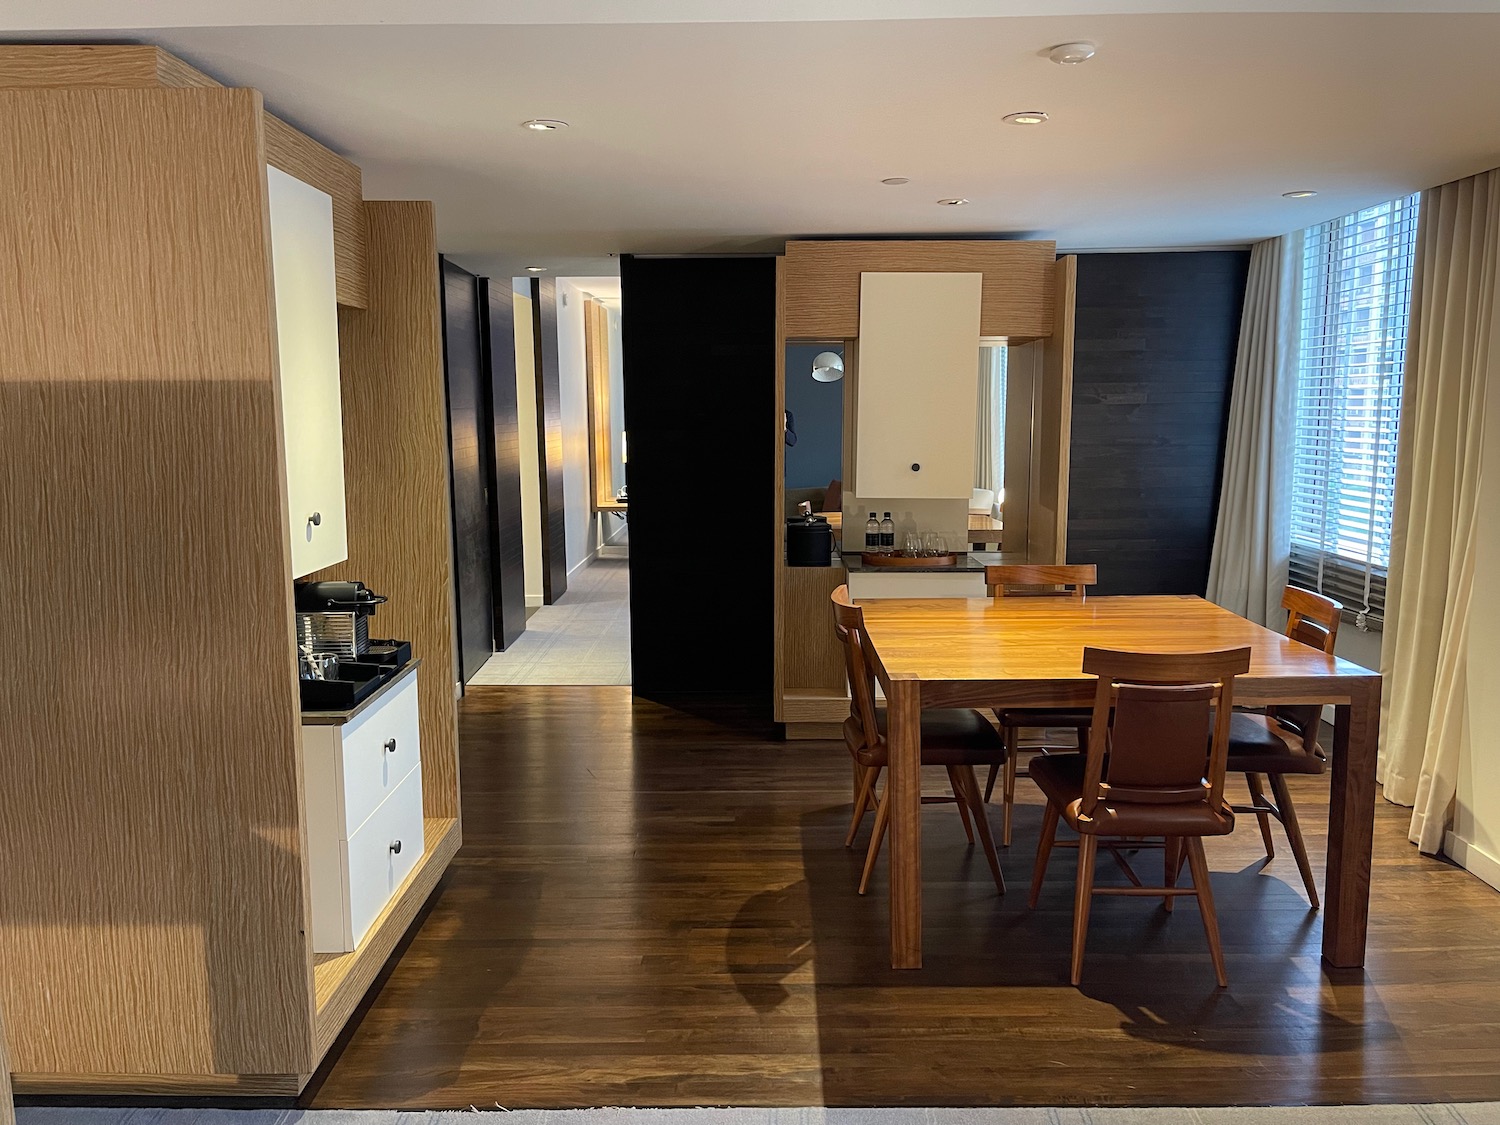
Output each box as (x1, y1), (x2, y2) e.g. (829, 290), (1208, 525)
(302, 658), (421, 726)
(840, 552), (987, 574)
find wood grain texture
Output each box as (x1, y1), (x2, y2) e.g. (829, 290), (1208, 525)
(0, 1001), (12, 1125)
(530, 277), (569, 603)
(784, 240), (1057, 339)
(314, 201), (461, 822)
(312, 817), (460, 1062)
(12, 1071), (302, 1098)
(856, 594), (1381, 969)
(774, 258), (788, 721)
(0, 87), (311, 1078)
(0, 45), (368, 308)
(783, 565), (850, 694)
(583, 297), (618, 511)
(1029, 256), (1076, 565)
(1066, 251), (1250, 594)
(481, 277), (527, 651)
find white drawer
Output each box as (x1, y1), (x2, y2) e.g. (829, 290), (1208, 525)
(339, 670), (421, 836)
(345, 768), (425, 949)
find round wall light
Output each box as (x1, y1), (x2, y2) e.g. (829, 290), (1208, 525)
(522, 119), (569, 131)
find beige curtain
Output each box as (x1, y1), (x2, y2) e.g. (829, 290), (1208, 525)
(1206, 233), (1301, 626)
(1381, 169), (1500, 852)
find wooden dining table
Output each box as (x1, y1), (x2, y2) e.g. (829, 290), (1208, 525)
(856, 594), (1382, 971)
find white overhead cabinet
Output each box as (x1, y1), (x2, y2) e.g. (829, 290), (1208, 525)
(854, 272), (983, 500)
(267, 165), (348, 578)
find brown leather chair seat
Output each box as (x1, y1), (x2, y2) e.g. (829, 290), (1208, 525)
(1030, 752), (1236, 838)
(1227, 712), (1325, 776)
(875, 708), (1006, 765)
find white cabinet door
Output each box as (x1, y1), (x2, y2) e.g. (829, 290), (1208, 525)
(855, 272), (983, 499)
(267, 165), (347, 578)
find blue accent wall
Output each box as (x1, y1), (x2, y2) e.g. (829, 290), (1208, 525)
(784, 344), (844, 490)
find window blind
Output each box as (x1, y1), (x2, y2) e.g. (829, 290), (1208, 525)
(1289, 194), (1420, 628)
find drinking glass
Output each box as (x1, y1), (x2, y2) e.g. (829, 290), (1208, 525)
(924, 532), (945, 557)
(904, 533), (922, 557)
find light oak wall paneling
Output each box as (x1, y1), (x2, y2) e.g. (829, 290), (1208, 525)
(1027, 256), (1077, 565)
(784, 240), (1057, 339)
(311, 202), (461, 822)
(783, 565), (851, 695)
(0, 999), (12, 1125)
(0, 87), (312, 1081)
(0, 44), (368, 309)
(531, 277), (569, 603)
(774, 258), (788, 721)
(583, 297), (618, 511)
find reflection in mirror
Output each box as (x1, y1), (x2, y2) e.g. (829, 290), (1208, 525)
(973, 344), (1007, 551)
(783, 343), (844, 518)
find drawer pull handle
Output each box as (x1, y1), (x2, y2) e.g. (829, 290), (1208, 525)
(384, 738), (397, 754)
(390, 839), (402, 855)
(308, 511), (322, 527)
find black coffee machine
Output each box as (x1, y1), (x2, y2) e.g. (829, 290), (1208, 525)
(786, 513), (835, 567)
(295, 580), (412, 710)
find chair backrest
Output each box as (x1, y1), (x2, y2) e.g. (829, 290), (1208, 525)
(985, 563), (1098, 599)
(1273, 586), (1343, 750)
(831, 585), (882, 757)
(1078, 647), (1252, 819)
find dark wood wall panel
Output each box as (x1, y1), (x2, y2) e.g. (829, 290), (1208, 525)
(530, 277), (568, 604)
(1066, 251), (1250, 596)
(481, 279), (527, 650)
(440, 258), (495, 682)
(621, 255), (776, 698)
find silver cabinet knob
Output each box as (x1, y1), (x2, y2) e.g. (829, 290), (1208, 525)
(390, 839), (402, 855)
(308, 511), (322, 527)
(384, 738), (397, 754)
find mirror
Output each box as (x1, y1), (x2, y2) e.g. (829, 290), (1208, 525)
(783, 343), (844, 517)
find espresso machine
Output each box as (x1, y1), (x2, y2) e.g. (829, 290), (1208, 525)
(295, 580), (412, 709)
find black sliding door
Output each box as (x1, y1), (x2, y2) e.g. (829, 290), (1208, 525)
(529, 277), (569, 603)
(1066, 251), (1251, 596)
(440, 257), (495, 683)
(481, 278), (527, 650)
(620, 255), (776, 698)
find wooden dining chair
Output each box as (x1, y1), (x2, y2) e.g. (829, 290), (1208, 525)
(1028, 646), (1252, 987)
(981, 564), (1099, 846)
(1224, 586), (1342, 909)
(831, 585), (1009, 895)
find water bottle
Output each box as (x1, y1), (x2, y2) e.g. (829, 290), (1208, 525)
(879, 512), (895, 552)
(865, 512), (880, 553)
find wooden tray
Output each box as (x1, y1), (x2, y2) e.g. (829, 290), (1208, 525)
(859, 552), (960, 568)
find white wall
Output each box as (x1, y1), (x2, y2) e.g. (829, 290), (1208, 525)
(513, 282), (543, 607)
(556, 278), (598, 577)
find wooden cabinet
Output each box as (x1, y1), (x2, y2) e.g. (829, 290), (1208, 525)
(268, 164), (348, 578)
(303, 668), (425, 953)
(853, 272), (983, 500)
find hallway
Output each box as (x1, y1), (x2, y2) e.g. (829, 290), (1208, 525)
(470, 557), (630, 685)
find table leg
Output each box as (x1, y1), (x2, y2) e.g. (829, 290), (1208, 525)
(1323, 677), (1381, 968)
(887, 677), (923, 969)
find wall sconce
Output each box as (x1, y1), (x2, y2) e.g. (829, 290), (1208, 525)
(811, 351), (844, 383)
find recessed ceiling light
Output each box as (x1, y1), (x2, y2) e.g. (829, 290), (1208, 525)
(881, 176), (911, 185)
(522, 119), (568, 131)
(1283, 190), (1319, 199)
(1047, 41), (1097, 65)
(937, 198), (970, 206)
(1002, 110), (1050, 126)
(526, 266), (547, 272)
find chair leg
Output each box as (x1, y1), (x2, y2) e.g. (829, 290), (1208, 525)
(845, 764), (880, 848)
(1001, 740), (1019, 846)
(1184, 836), (1228, 988)
(957, 766), (1005, 894)
(858, 787), (892, 896)
(1029, 800), (1061, 909)
(1270, 773), (1321, 910)
(1163, 836), (1181, 913)
(947, 766), (976, 845)
(1070, 835), (1098, 987)
(1246, 773), (1276, 859)
(983, 761), (1001, 803)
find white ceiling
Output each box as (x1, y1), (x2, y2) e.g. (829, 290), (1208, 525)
(7, 4), (1500, 279)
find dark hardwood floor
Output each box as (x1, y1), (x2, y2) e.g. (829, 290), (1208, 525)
(306, 687), (1500, 1109)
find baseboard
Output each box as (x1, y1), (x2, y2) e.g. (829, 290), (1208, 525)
(598, 544), (628, 560)
(1445, 830), (1500, 891)
(525, 593), (543, 609)
(567, 546), (600, 582)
